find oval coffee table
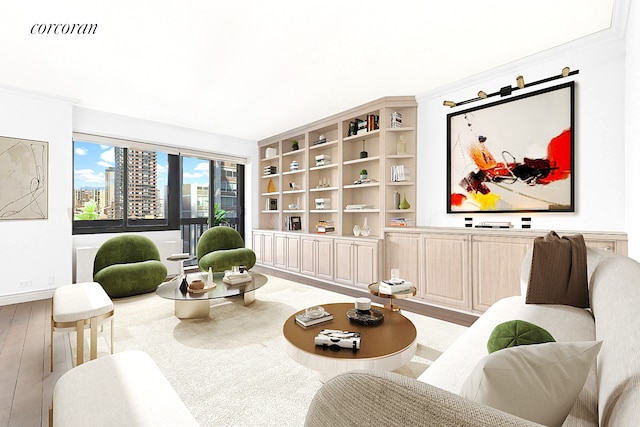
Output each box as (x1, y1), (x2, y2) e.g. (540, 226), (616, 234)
(156, 271), (268, 319)
(282, 302), (417, 382)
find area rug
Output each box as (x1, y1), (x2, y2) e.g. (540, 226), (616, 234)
(69, 275), (467, 426)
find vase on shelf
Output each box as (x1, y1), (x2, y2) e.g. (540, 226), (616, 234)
(353, 225), (361, 237)
(399, 193), (410, 209)
(360, 217), (371, 237)
(267, 178), (276, 193)
(396, 135), (406, 155)
(394, 191), (401, 209)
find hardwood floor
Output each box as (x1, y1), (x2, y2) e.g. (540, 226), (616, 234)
(0, 299), (72, 427)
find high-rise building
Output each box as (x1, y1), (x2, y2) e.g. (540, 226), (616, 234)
(104, 166), (115, 218)
(115, 148), (160, 219)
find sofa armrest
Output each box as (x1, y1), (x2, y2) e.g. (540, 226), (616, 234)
(304, 370), (542, 427)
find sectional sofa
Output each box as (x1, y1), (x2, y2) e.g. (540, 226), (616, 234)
(305, 247), (640, 426)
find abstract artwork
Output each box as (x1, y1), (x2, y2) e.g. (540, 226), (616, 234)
(447, 82), (574, 213)
(0, 136), (48, 219)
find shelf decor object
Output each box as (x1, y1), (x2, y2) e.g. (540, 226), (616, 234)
(399, 194), (410, 210)
(267, 178), (276, 193)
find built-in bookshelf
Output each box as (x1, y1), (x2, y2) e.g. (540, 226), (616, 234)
(257, 96), (417, 238)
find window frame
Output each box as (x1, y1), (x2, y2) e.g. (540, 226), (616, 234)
(72, 134), (246, 237)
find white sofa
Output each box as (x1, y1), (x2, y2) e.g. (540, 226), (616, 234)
(305, 247), (640, 426)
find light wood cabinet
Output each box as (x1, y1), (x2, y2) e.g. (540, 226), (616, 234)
(334, 238), (379, 289)
(300, 235), (334, 282)
(471, 235), (530, 312)
(422, 234), (471, 311)
(384, 233), (420, 289)
(274, 233), (300, 273)
(382, 227), (628, 315)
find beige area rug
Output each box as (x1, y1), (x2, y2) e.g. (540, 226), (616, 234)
(68, 275), (467, 426)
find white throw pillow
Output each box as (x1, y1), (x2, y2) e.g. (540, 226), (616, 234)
(461, 341), (602, 427)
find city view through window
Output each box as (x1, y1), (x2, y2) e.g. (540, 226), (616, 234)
(74, 141), (239, 229)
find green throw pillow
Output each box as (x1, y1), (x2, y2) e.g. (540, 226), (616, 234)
(487, 320), (556, 354)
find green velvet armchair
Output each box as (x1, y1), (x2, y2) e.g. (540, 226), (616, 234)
(196, 226), (256, 273)
(93, 235), (168, 298)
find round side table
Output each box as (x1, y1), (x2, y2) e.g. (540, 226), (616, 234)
(368, 282), (416, 312)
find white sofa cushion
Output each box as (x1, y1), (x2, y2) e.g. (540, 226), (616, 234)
(461, 341), (601, 427)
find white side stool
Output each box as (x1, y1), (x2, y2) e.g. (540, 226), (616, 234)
(51, 281), (114, 371)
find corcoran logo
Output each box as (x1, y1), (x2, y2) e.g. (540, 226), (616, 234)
(31, 23), (97, 35)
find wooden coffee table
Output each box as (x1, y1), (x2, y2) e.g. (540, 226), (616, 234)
(282, 302), (417, 382)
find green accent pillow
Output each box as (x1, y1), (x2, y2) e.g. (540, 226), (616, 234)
(487, 320), (556, 354)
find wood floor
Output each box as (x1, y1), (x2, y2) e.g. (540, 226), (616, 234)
(0, 299), (72, 427)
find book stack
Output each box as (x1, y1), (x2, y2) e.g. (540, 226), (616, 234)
(315, 198), (331, 210)
(379, 279), (413, 294)
(389, 217), (413, 227)
(312, 137), (327, 146)
(295, 311), (333, 327)
(223, 270), (251, 285)
(391, 111), (403, 128)
(263, 165), (277, 175)
(315, 154), (331, 167)
(316, 220), (335, 233)
(391, 165), (410, 182)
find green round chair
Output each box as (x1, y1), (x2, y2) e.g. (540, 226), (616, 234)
(93, 235), (168, 298)
(197, 226), (256, 273)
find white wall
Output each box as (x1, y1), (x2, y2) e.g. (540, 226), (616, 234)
(0, 98), (257, 304)
(625, 0), (640, 259)
(415, 30), (631, 250)
(0, 87), (74, 303)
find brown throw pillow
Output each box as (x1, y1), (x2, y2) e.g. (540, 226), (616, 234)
(526, 231), (589, 308)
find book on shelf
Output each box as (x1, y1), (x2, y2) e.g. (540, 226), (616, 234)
(391, 164), (411, 182)
(389, 217), (413, 227)
(285, 216), (301, 231)
(379, 279), (413, 294)
(295, 311), (334, 327)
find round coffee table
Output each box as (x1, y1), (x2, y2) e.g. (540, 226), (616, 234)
(156, 271), (268, 319)
(282, 302), (417, 382)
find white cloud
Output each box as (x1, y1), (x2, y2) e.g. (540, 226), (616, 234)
(194, 162), (209, 172)
(74, 168), (105, 184)
(100, 147), (115, 165)
(75, 147), (88, 156)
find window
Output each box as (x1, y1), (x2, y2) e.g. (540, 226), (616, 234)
(73, 139), (177, 233)
(73, 134), (246, 241)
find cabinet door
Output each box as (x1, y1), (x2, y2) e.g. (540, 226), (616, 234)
(422, 234), (470, 310)
(252, 232), (263, 264)
(334, 239), (354, 286)
(300, 236), (316, 276)
(274, 234), (287, 269)
(316, 237), (334, 281)
(385, 233), (420, 287)
(286, 235), (300, 272)
(354, 240), (378, 289)
(472, 235), (531, 312)
(262, 233), (274, 266)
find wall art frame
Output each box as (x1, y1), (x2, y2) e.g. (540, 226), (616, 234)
(447, 81), (575, 214)
(0, 135), (48, 220)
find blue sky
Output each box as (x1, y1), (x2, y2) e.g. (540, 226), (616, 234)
(73, 141), (209, 188)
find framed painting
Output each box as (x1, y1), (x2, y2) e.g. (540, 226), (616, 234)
(447, 81), (575, 213)
(0, 136), (48, 219)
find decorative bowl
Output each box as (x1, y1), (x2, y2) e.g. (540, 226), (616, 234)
(305, 305), (325, 319)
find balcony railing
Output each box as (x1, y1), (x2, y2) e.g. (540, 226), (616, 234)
(180, 217), (239, 267)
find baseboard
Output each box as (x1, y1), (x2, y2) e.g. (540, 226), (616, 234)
(0, 288), (55, 306)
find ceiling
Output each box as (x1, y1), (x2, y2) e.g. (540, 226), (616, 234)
(1, 0), (617, 141)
